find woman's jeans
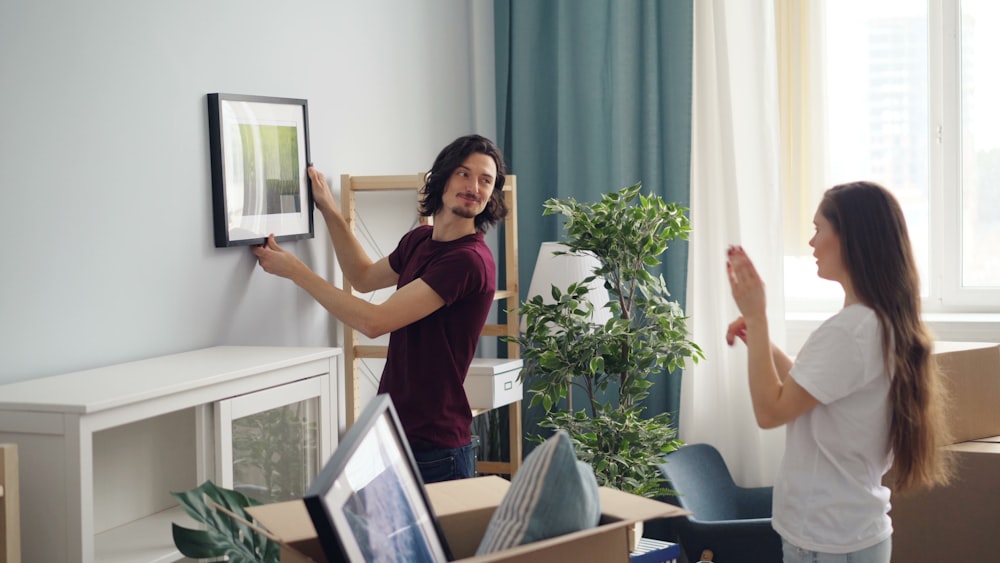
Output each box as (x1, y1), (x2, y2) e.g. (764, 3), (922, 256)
(782, 538), (891, 563)
(412, 441), (476, 484)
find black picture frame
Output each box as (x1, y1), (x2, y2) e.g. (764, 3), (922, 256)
(207, 93), (314, 247)
(304, 395), (453, 563)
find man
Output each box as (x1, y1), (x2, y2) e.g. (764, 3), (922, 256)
(252, 134), (508, 483)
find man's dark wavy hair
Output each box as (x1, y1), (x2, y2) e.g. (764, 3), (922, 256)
(419, 134), (508, 233)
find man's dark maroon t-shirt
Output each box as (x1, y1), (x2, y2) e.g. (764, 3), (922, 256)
(380, 225), (495, 449)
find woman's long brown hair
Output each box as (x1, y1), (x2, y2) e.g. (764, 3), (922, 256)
(820, 181), (953, 493)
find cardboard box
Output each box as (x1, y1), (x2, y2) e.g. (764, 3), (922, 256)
(931, 341), (1000, 443)
(247, 475), (688, 563)
(464, 359), (523, 410)
(890, 439), (1000, 562)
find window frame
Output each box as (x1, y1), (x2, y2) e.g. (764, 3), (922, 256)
(930, 0), (1000, 310)
(786, 0), (1000, 315)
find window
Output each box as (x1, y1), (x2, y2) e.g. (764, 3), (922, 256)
(940, 0), (1000, 300)
(784, 0), (1000, 313)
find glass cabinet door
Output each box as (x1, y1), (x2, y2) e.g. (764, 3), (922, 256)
(215, 375), (332, 503)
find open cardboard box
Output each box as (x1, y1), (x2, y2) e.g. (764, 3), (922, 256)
(932, 341), (1000, 443)
(247, 475), (688, 563)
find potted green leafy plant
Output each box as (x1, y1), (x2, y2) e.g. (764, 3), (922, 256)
(512, 183), (703, 499)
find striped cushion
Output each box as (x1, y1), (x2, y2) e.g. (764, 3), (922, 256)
(475, 430), (601, 554)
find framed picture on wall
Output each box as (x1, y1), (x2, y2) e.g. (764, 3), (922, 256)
(207, 93), (314, 247)
(303, 394), (452, 563)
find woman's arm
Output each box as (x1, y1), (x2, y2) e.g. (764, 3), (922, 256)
(727, 247), (818, 428)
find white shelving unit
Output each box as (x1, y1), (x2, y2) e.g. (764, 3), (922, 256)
(0, 346), (344, 563)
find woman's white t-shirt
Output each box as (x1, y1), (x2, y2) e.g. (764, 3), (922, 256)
(772, 304), (893, 553)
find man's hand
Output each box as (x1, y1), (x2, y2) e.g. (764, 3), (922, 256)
(308, 166), (339, 214)
(251, 234), (306, 280)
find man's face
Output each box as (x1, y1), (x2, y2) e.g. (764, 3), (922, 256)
(442, 152), (497, 220)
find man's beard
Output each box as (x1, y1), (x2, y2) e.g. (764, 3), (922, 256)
(449, 204), (478, 219)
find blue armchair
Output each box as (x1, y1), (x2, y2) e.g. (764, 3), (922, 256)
(657, 443), (782, 563)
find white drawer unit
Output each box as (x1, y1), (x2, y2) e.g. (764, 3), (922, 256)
(464, 358), (524, 410)
(0, 346), (344, 563)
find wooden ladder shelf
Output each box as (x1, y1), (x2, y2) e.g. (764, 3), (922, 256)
(340, 173), (522, 477)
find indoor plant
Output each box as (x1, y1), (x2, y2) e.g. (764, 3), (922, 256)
(512, 183), (703, 499)
(171, 480), (280, 563)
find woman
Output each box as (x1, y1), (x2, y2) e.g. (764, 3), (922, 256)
(725, 181), (952, 562)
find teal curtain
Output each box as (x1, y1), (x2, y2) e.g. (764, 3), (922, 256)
(495, 0), (694, 437)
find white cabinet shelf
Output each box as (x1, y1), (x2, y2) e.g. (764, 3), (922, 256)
(93, 506), (194, 563)
(0, 346), (344, 563)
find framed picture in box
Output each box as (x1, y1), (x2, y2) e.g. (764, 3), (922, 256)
(304, 394), (452, 563)
(207, 93), (314, 247)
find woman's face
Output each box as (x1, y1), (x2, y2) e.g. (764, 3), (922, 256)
(809, 210), (848, 284)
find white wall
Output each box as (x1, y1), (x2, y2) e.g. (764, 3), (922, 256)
(0, 0), (496, 382)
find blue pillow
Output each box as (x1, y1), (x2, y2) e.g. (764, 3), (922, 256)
(475, 430), (601, 554)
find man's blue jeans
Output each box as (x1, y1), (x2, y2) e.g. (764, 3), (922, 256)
(412, 441), (475, 484)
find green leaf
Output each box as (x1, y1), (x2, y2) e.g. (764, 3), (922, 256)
(171, 480), (280, 563)
(171, 524), (226, 559)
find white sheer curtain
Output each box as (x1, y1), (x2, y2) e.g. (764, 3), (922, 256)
(681, 0), (787, 487)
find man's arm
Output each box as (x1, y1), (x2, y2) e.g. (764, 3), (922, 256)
(308, 167), (399, 293)
(252, 234), (444, 338)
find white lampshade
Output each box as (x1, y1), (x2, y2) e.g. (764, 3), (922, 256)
(522, 242), (613, 331)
